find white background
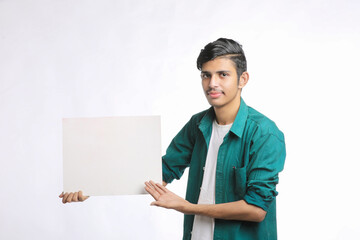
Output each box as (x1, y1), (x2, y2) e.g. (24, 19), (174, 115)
(1, 0), (359, 239)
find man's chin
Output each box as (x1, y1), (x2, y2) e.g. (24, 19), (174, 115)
(207, 100), (223, 109)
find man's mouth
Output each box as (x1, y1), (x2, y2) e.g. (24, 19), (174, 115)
(207, 89), (223, 98)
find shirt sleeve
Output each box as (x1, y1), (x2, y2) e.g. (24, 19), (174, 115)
(243, 133), (286, 212)
(162, 116), (196, 183)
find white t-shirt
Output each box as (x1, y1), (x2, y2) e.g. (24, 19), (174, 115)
(191, 120), (232, 240)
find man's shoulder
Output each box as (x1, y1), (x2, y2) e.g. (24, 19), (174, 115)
(189, 108), (212, 123)
(246, 106), (284, 141)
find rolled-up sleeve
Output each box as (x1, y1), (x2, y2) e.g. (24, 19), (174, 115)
(243, 133), (286, 211)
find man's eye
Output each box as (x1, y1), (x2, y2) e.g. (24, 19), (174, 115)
(201, 74), (210, 79)
(221, 73), (228, 77)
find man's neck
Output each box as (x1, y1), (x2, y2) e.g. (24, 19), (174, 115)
(214, 97), (241, 125)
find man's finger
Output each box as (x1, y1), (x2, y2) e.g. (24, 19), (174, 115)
(62, 192), (69, 204)
(66, 193), (74, 203)
(72, 192), (79, 202)
(145, 186), (157, 198)
(150, 180), (166, 194)
(156, 183), (169, 193)
(145, 181), (155, 191)
(151, 201), (167, 208)
(78, 191), (89, 201)
(145, 184), (159, 199)
(150, 201), (159, 206)
(145, 181), (154, 189)
(145, 182), (160, 200)
(59, 192), (64, 198)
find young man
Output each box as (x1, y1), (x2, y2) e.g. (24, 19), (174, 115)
(60, 38), (286, 240)
(144, 38), (286, 240)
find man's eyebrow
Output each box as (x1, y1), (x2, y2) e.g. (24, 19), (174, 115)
(201, 70), (231, 74)
(200, 71), (211, 77)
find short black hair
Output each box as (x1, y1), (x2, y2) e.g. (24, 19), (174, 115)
(196, 38), (247, 79)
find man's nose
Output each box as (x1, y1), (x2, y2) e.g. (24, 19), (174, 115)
(209, 75), (219, 88)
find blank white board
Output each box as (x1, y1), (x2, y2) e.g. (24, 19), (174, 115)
(62, 116), (162, 196)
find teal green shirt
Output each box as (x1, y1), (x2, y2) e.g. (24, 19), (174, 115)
(162, 98), (286, 240)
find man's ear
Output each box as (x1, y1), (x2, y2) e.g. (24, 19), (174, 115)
(238, 71), (249, 89)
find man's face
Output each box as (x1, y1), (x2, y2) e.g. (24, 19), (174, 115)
(201, 57), (245, 110)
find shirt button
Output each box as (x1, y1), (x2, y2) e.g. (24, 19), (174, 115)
(203, 167), (205, 171)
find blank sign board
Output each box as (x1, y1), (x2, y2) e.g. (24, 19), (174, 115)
(62, 116), (162, 196)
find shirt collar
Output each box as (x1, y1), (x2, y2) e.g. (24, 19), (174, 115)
(198, 97), (248, 139)
(230, 97), (248, 138)
(198, 107), (215, 147)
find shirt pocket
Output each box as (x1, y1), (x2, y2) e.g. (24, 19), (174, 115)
(233, 166), (247, 199)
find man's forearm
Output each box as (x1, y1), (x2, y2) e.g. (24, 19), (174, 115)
(145, 181), (266, 222)
(184, 200), (266, 222)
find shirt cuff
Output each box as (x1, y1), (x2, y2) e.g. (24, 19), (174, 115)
(243, 190), (274, 212)
(162, 160), (175, 183)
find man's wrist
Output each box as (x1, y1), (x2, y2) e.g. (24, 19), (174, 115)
(183, 203), (214, 217)
(181, 201), (197, 215)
